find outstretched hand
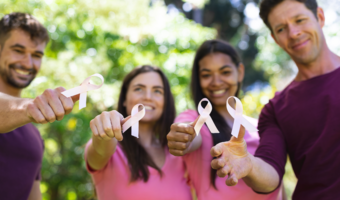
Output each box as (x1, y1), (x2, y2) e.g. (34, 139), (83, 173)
(90, 110), (131, 141)
(26, 87), (79, 124)
(210, 125), (253, 186)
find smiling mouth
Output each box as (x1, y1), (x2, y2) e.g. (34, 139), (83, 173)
(14, 68), (31, 75)
(212, 90), (225, 95)
(144, 106), (154, 110)
(292, 39), (309, 50)
(209, 89), (227, 97)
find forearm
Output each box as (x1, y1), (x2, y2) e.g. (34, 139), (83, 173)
(0, 93), (32, 133)
(243, 155), (280, 193)
(92, 135), (117, 157)
(87, 136), (117, 170)
(27, 180), (42, 200)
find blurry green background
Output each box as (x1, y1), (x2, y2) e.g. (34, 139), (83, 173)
(1, 0), (339, 199)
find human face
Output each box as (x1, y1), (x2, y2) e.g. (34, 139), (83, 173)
(269, 0), (325, 65)
(0, 29), (45, 88)
(124, 71), (165, 123)
(199, 52), (244, 107)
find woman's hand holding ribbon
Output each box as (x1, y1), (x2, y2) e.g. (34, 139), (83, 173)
(167, 117), (199, 156)
(90, 110), (131, 141)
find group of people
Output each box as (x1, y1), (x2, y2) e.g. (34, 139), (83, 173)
(1, 0), (340, 199)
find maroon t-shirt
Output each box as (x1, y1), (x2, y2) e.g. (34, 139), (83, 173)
(255, 67), (340, 199)
(0, 123), (44, 200)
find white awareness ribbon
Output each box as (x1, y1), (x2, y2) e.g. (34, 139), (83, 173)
(226, 96), (258, 138)
(194, 98), (220, 135)
(122, 104), (145, 138)
(61, 74), (104, 110)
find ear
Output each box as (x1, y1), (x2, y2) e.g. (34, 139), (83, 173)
(123, 100), (126, 107)
(237, 63), (245, 82)
(316, 7), (325, 28)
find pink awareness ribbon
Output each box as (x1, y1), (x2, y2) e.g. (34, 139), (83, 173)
(226, 96), (258, 138)
(122, 104), (145, 138)
(194, 98), (220, 135)
(61, 74), (104, 110)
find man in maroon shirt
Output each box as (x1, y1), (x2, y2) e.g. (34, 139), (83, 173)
(0, 13), (77, 200)
(210, 0), (340, 199)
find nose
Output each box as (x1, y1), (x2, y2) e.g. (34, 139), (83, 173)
(20, 53), (34, 69)
(211, 74), (223, 87)
(288, 24), (302, 39)
(144, 89), (152, 101)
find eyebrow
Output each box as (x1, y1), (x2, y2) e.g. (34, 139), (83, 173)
(200, 65), (233, 72)
(273, 14), (306, 30)
(133, 84), (164, 89)
(10, 43), (45, 56)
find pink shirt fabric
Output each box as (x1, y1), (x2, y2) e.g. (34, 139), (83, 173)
(84, 140), (192, 200)
(175, 110), (282, 200)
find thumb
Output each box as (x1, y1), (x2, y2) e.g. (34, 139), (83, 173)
(226, 173), (238, 186)
(189, 115), (200, 127)
(230, 125), (245, 143)
(121, 115), (132, 125)
(210, 142), (225, 158)
(71, 94), (80, 103)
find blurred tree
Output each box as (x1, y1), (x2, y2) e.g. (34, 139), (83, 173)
(1, 0), (339, 199)
(0, 0), (215, 199)
(164, 0), (267, 88)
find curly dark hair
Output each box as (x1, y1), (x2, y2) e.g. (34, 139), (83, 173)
(0, 12), (49, 45)
(259, 0), (318, 32)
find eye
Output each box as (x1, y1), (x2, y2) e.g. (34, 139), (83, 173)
(13, 49), (24, 54)
(134, 87), (142, 92)
(296, 18), (305, 23)
(32, 54), (43, 59)
(200, 73), (211, 78)
(154, 89), (163, 94)
(222, 70), (231, 75)
(277, 28), (284, 33)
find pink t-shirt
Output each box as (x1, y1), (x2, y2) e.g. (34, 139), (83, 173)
(84, 140), (192, 200)
(175, 110), (283, 200)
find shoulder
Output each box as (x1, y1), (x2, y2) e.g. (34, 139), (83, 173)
(175, 109), (198, 123)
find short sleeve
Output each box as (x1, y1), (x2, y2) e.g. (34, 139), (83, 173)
(174, 110), (198, 123)
(254, 101), (287, 189)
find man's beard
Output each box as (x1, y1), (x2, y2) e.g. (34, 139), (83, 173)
(0, 63), (37, 89)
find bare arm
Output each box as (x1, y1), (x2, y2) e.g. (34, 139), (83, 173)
(27, 180), (42, 200)
(210, 126), (280, 193)
(87, 111), (130, 170)
(0, 93), (32, 133)
(0, 87), (77, 133)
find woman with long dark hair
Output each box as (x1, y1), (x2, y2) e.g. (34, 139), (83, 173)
(167, 40), (283, 199)
(85, 65), (192, 200)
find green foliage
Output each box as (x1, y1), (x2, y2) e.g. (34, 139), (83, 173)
(1, 0), (215, 199)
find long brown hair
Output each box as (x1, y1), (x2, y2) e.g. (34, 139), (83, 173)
(117, 65), (175, 182)
(191, 39), (242, 189)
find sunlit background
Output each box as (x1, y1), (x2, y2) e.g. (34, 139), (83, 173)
(1, 0), (339, 199)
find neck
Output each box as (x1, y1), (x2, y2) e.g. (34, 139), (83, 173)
(294, 45), (340, 81)
(0, 77), (21, 97)
(137, 122), (160, 147)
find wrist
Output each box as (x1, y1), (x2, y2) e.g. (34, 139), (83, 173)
(245, 153), (256, 178)
(20, 98), (34, 124)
